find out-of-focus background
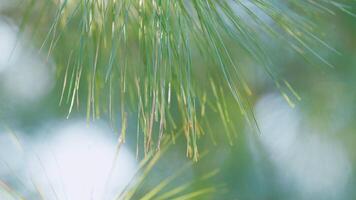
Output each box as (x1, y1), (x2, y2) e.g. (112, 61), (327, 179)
(0, 0), (355, 199)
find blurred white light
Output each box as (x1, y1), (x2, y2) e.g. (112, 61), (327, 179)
(28, 121), (137, 200)
(0, 20), (18, 71)
(254, 93), (351, 198)
(0, 19), (55, 103)
(0, 129), (24, 177)
(0, 121), (137, 200)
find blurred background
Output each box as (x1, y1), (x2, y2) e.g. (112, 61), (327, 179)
(0, 0), (355, 199)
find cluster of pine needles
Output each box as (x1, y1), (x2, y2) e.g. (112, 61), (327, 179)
(12, 0), (355, 160)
